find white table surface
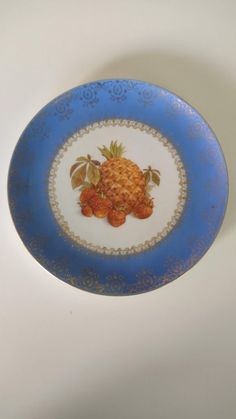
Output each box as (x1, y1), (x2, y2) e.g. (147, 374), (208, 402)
(1, 1), (236, 418)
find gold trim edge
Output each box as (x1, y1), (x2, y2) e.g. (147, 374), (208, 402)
(48, 119), (187, 255)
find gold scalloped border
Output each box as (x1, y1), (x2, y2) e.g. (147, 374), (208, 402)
(48, 119), (187, 255)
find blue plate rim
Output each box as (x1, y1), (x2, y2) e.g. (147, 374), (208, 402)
(7, 78), (229, 296)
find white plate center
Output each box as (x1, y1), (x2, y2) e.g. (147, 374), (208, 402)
(48, 120), (187, 255)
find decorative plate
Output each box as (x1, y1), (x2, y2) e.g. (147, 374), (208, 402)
(8, 79), (228, 296)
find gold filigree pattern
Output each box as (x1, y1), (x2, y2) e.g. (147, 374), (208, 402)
(48, 119), (187, 255)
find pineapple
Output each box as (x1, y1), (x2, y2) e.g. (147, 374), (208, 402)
(70, 140), (160, 226)
(97, 142), (146, 214)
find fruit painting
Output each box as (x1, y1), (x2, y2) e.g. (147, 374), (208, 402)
(70, 141), (160, 227)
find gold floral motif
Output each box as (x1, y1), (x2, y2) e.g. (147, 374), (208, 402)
(48, 119), (187, 255)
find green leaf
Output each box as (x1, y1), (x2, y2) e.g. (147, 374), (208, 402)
(115, 142), (125, 157)
(144, 171), (150, 184)
(70, 162), (84, 177)
(98, 146), (113, 160)
(116, 143), (121, 157)
(71, 164), (87, 189)
(151, 172), (160, 186)
(76, 156), (88, 162)
(98, 141), (125, 160)
(146, 184), (154, 194)
(79, 181), (93, 191)
(119, 143), (126, 156)
(110, 140), (116, 156)
(87, 163), (100, 186)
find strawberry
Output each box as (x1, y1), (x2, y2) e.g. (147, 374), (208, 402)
(93, 207), (110, 218)
(108, 209), (126, 227)
(89, 196), (112, 216)
(133, 204), (153, 219)
(81, 205), (93, 217)
(80, 188), (97, 204)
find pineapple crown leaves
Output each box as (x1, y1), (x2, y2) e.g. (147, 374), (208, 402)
(70, 154), (101, 189)
(98, 140), (126, 160)
(143, 166), (161, 187)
